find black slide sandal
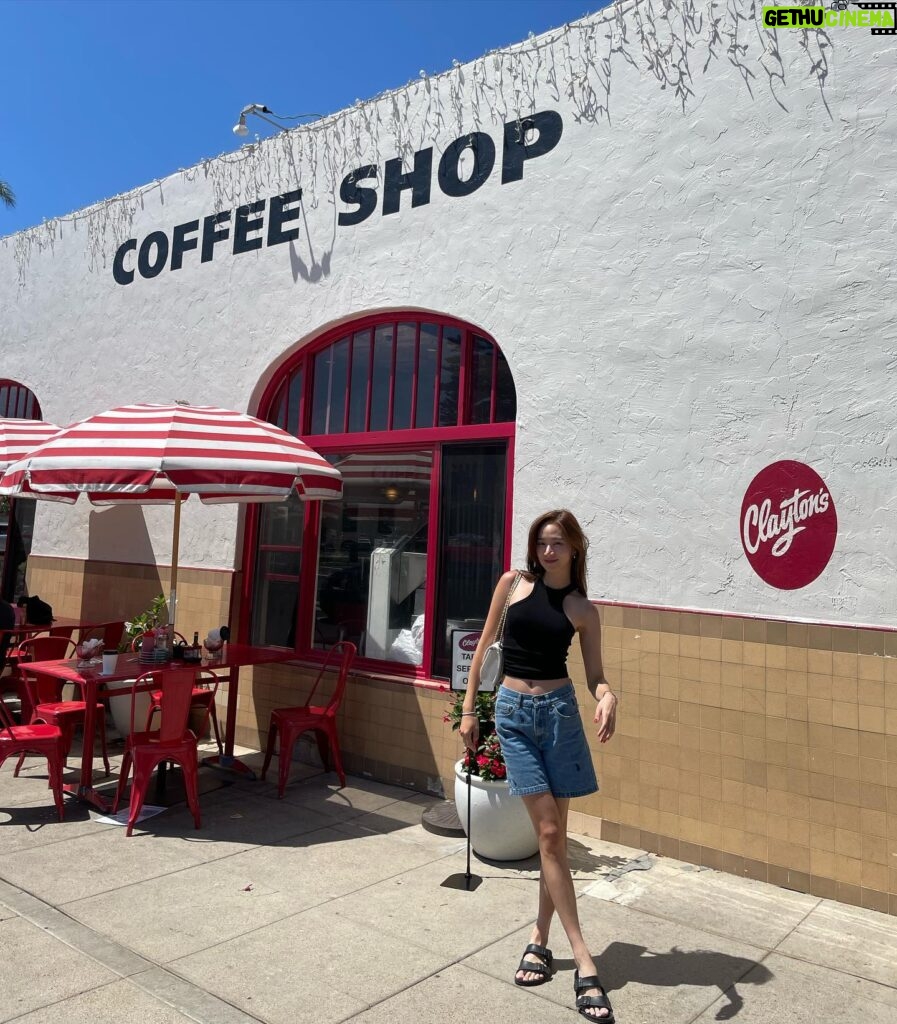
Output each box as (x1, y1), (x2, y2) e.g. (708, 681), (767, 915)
(574, 969), (615, 1022)
(514, 943), (554, 986)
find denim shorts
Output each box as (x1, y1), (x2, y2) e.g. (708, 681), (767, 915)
(495, 682), (599, 799)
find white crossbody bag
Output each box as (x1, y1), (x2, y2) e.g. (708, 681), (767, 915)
(478, 571), (522, 691)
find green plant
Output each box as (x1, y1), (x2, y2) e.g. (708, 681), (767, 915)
(444, 689), (507, 782)
(119, 593), (168, 652)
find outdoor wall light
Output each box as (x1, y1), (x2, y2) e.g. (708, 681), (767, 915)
(232, 103), (325, 137)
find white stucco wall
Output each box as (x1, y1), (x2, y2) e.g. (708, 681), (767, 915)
(1, 0), (894, 625)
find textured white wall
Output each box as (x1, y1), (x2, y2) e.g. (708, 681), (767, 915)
(1, 1), (894, 625)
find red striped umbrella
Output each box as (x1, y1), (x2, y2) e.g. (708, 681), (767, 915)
(0, 404), (342, 627)
(0, 418), (70, 500)
(0, 418), (63, 475)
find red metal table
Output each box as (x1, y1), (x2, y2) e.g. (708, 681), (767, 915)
(22, 644), (297, 810)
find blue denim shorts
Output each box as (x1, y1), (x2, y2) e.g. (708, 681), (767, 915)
(495, 683), (599, 799)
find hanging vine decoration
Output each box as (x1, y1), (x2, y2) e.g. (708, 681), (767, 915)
(3, 0), (833, 288)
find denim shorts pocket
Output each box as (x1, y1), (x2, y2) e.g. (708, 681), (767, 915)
(553, 698), (580, 720)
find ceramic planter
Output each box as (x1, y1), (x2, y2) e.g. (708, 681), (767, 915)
(105, 678), (151, 738)
(453, 759), (539, 861)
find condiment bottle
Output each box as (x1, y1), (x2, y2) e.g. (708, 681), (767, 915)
(142, 629), (156, 655)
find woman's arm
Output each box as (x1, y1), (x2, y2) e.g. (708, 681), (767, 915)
(571, 598), (617, 743)
(459, 569), (520, 751)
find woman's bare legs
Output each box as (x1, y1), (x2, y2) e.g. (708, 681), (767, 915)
(517, 791), (609, 1019)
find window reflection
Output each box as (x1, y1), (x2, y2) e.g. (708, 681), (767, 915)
(370, 324), (393, 431)
(251, 494), (303, 648)
(315, 451), (431, 664)
(392, 323), (416, 430)
(415, 323), (438, 428)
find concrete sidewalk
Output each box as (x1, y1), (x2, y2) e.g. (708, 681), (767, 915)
(1, 744), (896, 1024)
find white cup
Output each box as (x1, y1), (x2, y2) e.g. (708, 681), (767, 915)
(102, 650), (119, 675)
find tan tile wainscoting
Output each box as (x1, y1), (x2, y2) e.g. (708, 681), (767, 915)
(25, 556), (897, 916)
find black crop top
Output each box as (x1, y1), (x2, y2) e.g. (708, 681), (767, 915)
(501, 577), (578, 681)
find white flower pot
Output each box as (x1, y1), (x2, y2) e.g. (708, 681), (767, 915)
(105, 677), (151, 737)
(454, 760), (539, 861)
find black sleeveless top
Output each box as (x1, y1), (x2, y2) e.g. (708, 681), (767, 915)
(501, 577), (578, 681)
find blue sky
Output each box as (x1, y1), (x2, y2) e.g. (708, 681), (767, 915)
(0, 0), (605, 236)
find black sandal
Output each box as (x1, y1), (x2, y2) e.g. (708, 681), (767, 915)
(574, 969), (615, 1022)
(514, 943), (554, 986)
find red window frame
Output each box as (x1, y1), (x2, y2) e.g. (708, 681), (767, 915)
(0, 381), (42, 420)
(239, 312), (516, 679)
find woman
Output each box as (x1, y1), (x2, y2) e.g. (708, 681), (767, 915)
(460, 509), (618, 1022)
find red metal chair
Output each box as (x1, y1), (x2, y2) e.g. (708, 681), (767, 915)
(144, 655), (223, 756)
(75, 620), (126, 649)
(13, 636), (111, 777)
(0, 692), (66, 820)
(113, 668), (219, 837)
(261, 641), (356, 797)
(129, 629), (186, 652)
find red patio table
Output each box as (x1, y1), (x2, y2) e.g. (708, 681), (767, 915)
(1, 618), (118, 721)
(21, 644), (297, 811)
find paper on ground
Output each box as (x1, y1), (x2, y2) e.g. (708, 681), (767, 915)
(94, 805), (167, 826)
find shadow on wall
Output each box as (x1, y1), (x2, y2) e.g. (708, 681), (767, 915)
(597, 942), (774, 1021)
(80, 506), (163, 623)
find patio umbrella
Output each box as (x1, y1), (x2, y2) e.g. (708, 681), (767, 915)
(0, 418), (63, 480)
(0, 403), (343, 629)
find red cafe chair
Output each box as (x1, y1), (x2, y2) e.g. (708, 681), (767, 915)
(261, 641), (356, 797)
(146, 669), (223, 755)
(0, 691), (66, 820)
(14, 636), (111, 777)
(129, 629), (187, 652)
(76, 620), (126, 650)
(134, 628), (223, 755)
(113, 668), (219, 837)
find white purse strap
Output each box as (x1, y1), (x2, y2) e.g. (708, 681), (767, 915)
(493, 571), (522, 646)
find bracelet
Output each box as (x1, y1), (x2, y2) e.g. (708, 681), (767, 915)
(598, 689), (616, 702)
(460, 711), (478, 717)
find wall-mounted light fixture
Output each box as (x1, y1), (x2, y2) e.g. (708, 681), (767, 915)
(232, 103), (324, 137)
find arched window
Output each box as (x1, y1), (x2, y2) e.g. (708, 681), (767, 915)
(247, 313), (516, 679)
(0, 380), (41, 419)
(0, 381), (43, 600)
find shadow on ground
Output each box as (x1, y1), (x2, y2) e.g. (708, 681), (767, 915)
(593, 941), (775, 1020)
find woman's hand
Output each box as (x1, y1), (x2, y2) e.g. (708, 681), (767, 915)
(594, 692), (617, 743)
(459, 714), (479, 752)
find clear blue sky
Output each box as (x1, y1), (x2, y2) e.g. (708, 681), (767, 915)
(0, 0), (605, 236)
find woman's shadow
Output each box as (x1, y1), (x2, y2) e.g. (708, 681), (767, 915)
(563, 942), (773, 1020)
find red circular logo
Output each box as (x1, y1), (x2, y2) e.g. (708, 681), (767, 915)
(740, 461), (837, 590)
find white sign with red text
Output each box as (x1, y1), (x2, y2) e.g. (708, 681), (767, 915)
(450, 630), (484, 692)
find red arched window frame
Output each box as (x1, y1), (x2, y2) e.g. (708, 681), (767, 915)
(0, 382), (43, 600)
(240, 312), (516, 680)
(0, 381), (42, 420)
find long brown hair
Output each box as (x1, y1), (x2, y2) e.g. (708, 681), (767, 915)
(525, 509), (589, 594)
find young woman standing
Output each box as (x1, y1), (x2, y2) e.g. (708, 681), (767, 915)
(460, 509), (618, 1022)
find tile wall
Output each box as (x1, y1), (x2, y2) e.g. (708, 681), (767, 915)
(26, 556), (896, 914)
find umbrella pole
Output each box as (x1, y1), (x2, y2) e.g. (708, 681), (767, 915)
(169, 492), (181, 634)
